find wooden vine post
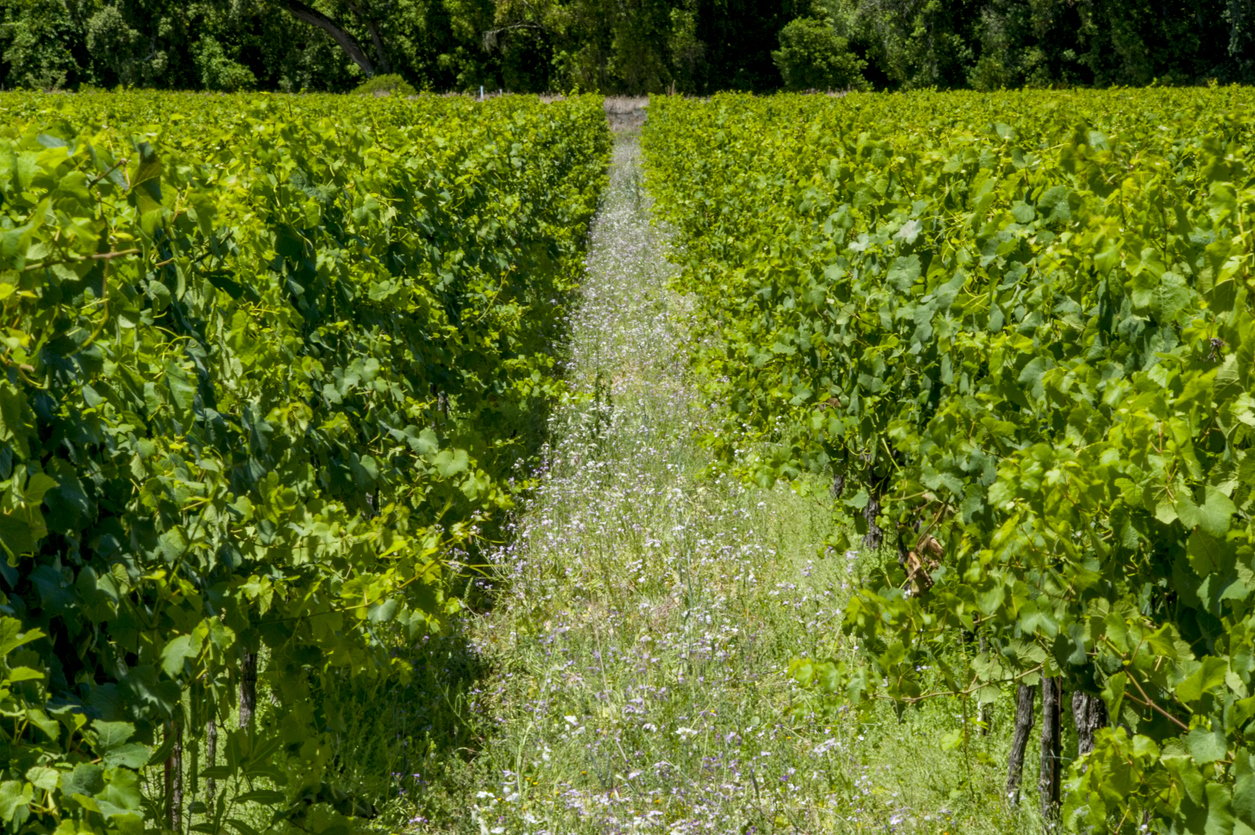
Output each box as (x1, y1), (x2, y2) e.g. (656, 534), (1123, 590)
(1072, 691), (1107, 756)
(1006, 684), (1036, 803)
(240, 649), (258, 734)
(206, 717), (218, 809)
(1039, 677), (1063, 823)
(164, 721), (184, 832)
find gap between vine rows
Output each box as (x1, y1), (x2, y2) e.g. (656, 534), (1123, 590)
(408, 130), (1034, 834)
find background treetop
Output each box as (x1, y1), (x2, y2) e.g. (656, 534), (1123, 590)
(2, 1), (1253, 97)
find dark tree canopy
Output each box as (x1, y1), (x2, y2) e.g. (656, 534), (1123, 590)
(1, 0), (1253, 93)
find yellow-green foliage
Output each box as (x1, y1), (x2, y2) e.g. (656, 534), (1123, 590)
(0, 91), (608, 833)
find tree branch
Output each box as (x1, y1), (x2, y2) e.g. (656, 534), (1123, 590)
(345, 1), (392, 73)
(483, 22), (546, 52)
(280, 0), (376, 76)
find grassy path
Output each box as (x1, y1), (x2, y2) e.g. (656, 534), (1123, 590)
(409, 133), (1031, 834)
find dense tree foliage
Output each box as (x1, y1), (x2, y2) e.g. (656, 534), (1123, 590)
(3, 0), (1253, 93)
(825, 0), (1255, 90)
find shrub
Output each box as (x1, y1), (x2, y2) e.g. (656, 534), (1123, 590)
(772, 18), (870, 92)
(353, 73), (418, 97)
(193, 37), (256, 91)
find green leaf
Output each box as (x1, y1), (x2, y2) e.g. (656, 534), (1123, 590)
(96, 767), (143, 820)
(24, 766), (58, 792)
(103, 743), (149, 770)
(1204, 781), (1236, 834)
(25, 708), (59, 741)
(22, 472), (57, 506)
(1094, 242), (1121, 273)
(0, 513), (36, 556)
(1102, 671), (1127, 716)
(1018, 600), (1058, 638)
(1011, 202), (1035, 224)
(93, 720), (136, 751)
(42, 465), (90, 535)
(1176, 658), (1230, 706)
(367, 598), (399, 624)
(894, 218), (922, 244)
(160, 634), (197, 678)
(0, 780), (32, 824)
(433, 448), (469, 478)
(1185, 728), (1227, 765)
(1234, 771), (1255, 825)
(1017, 357), (1048, 401)
(0, 618), (43, 658)
(1187, 529), (1224, 576)
(227, 818), (264, 835)
(130, 142), (163, 214)
(1177, 487), (1237, 537)
(165, 360), (197, 414)
(5, 666), (43, 683)
(61, 763), (104, 800)
(234, 789), (286, 804)
(844, 488), (869, 510)
(1155, 494), (1180, 525)
(976, 582), (1004, 615)
(1150, 271), (1193, 322)
(887, 255), (921, 292)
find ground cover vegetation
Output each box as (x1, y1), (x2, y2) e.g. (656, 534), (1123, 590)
(0, 90), (608, 832)
(400, 130), (1037, 834)
(642, 87), (1255, 830)
(2, 0), (1255, 94)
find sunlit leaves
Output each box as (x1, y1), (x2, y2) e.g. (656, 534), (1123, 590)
(0, 90), (609, 832)
(644, 87), (1255, 831)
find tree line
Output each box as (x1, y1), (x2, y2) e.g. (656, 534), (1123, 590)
(2, 1), (1254, 100)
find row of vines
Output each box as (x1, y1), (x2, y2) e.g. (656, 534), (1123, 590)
(0, 92), (609, 832)
(643, 88), (1255, 831)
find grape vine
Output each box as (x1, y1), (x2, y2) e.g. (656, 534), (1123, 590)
(644, 88), (1255, 830)
(0, 91), (609, 832)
